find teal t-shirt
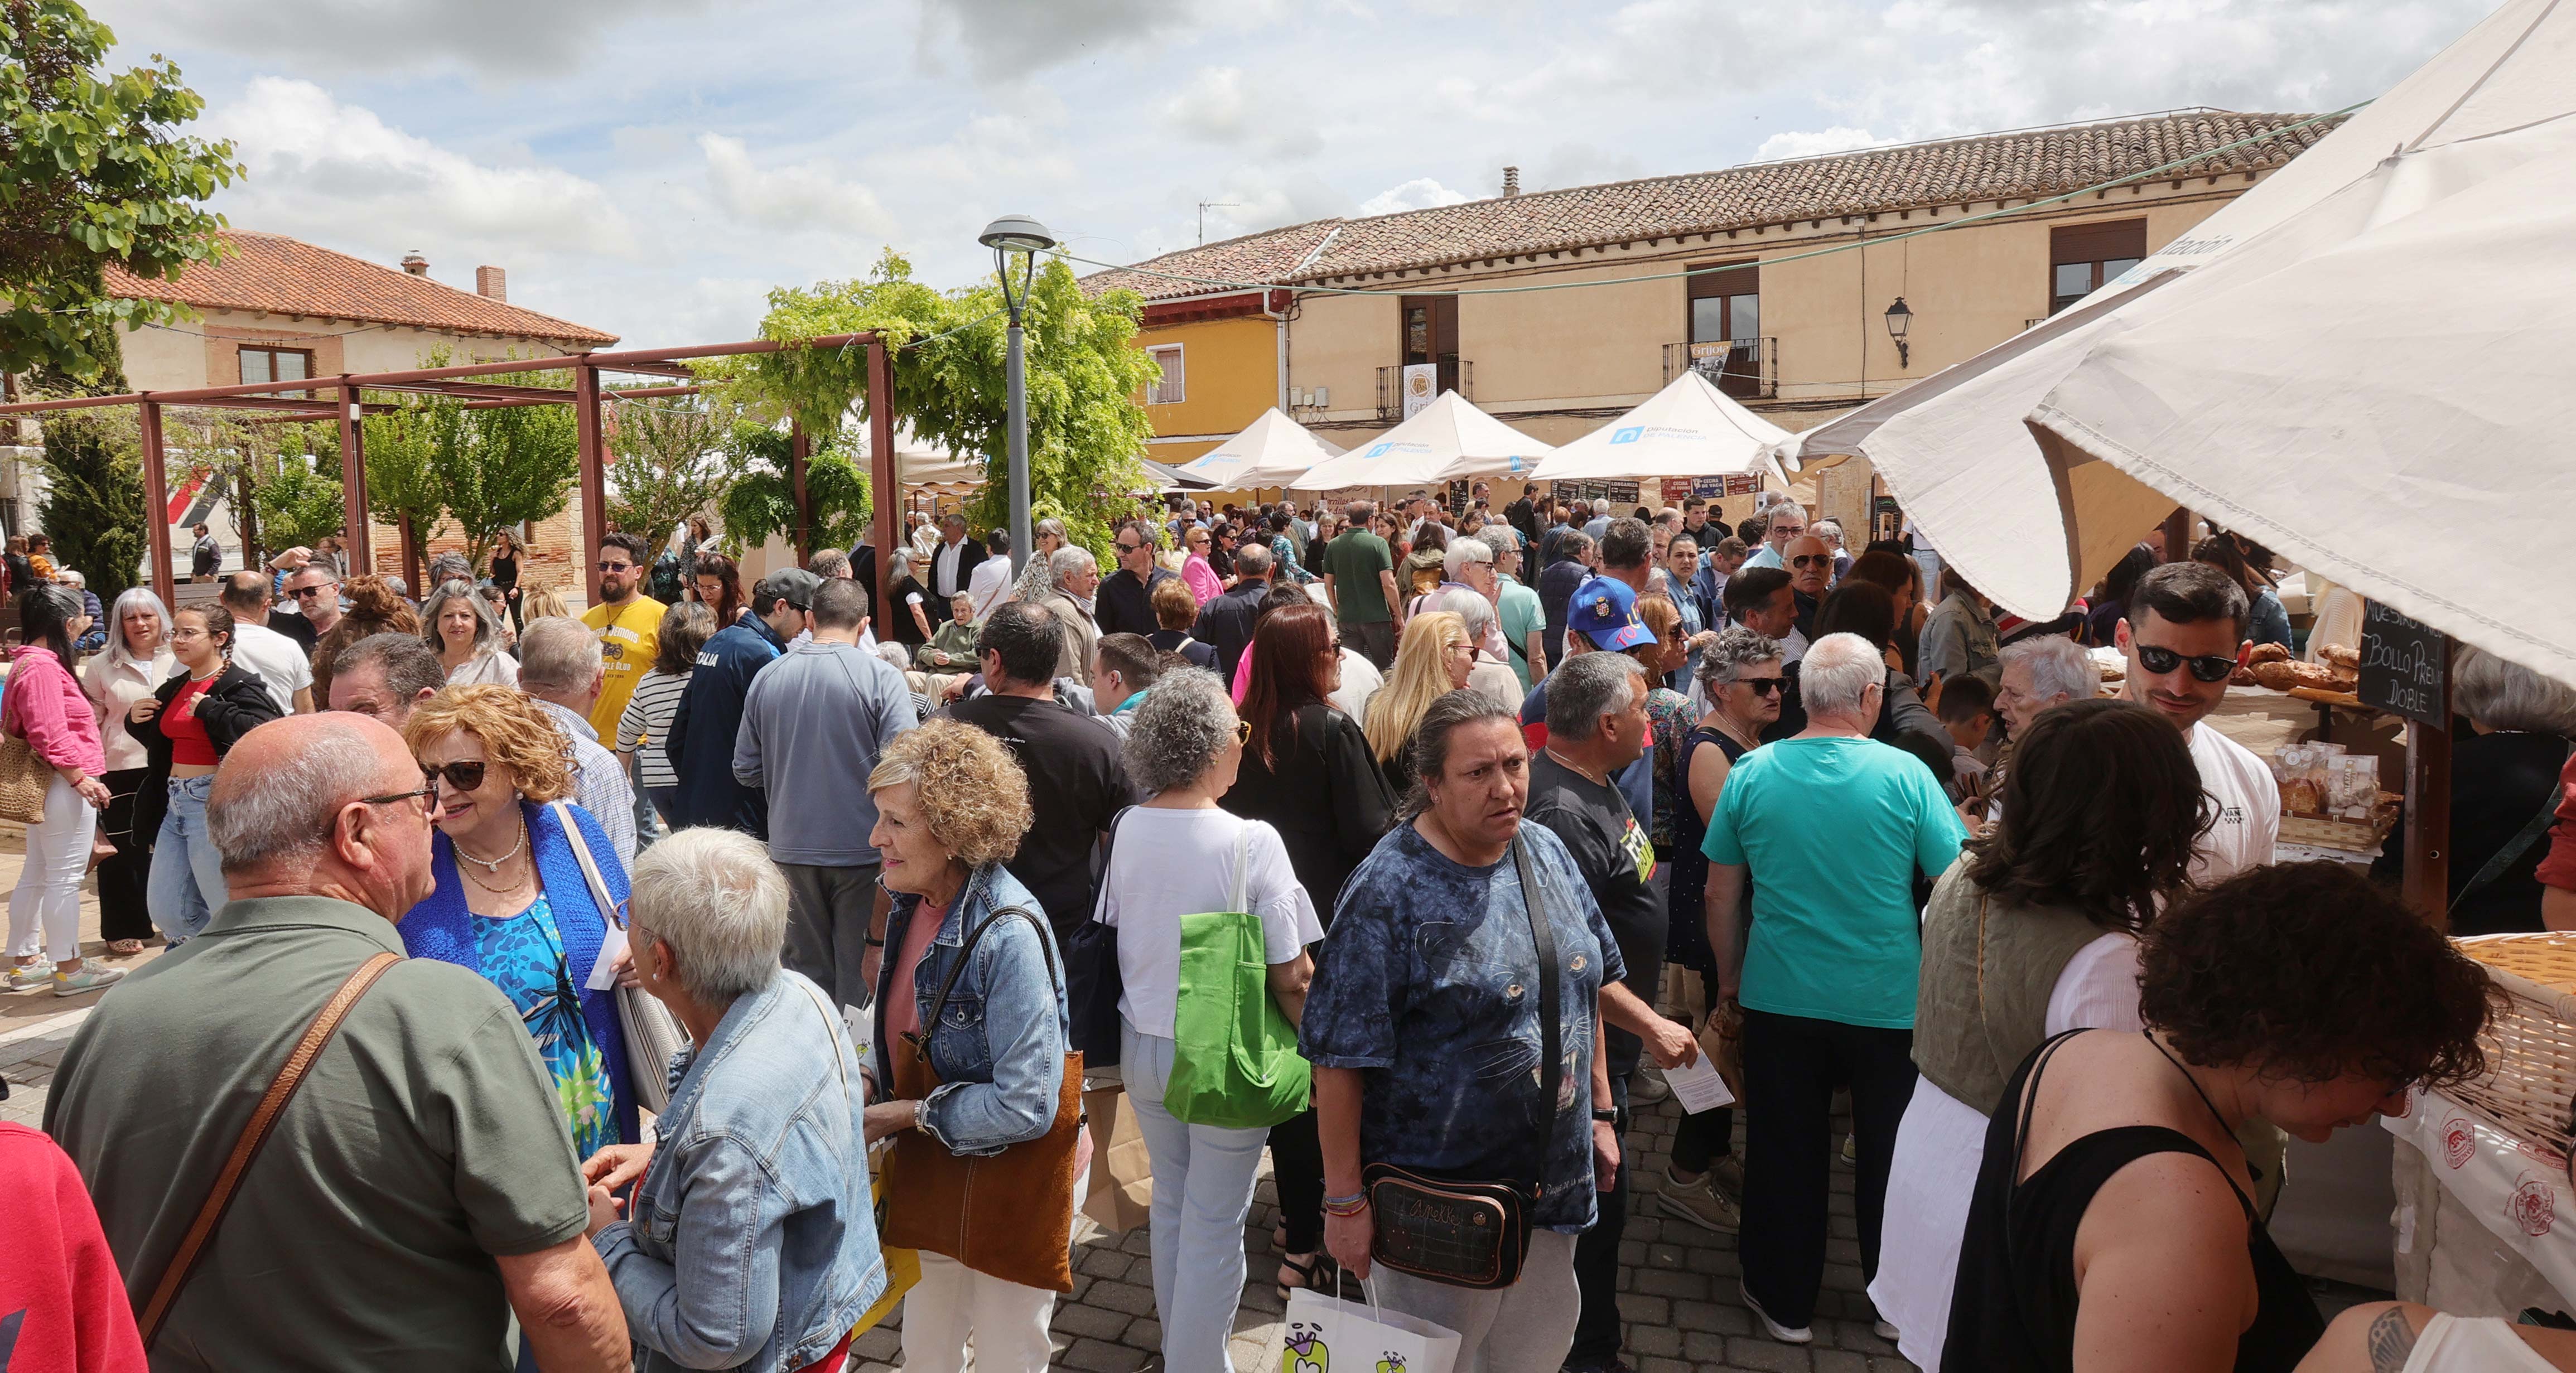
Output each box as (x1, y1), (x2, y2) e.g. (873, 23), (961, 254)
(1498, 576), (1547, 692)
(1700, 736), (1965, 1029)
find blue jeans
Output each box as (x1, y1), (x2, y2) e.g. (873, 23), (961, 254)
(147, 776), (227, 943)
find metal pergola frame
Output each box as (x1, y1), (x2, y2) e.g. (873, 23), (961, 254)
(0, 333), (900, 615)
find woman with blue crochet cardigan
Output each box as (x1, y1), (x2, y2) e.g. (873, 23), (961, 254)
(401, 684), (639, 1155)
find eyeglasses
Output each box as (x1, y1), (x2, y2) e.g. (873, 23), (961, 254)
(1323, 639), (1343, 654)
(359, 781), (438, 811)
(598, 560), (635, 573)
(2135, 644), (2240, 683)
(1116, 542), (1142, 554)
(291, 585), (334, 598)
(421, 761), (489, 793)
(1789, 554), (1832, 569)
(1739, 677), (1786, 696)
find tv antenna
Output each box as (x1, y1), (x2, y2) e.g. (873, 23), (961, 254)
(1197, 201), (1239, 245)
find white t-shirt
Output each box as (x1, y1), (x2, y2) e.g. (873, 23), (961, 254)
(2189, 719), (2279, 883)
(1330, 647), (1383, 723)
(228, 620), (312, 713)
(967, 557), (1014, 622)
(1097, 809), (1322, 1040)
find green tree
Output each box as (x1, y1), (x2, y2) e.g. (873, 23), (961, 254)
(440, 394), (577, 569)
(251, 445), (346, 550)
(31, 408), (143, 603)
(360, 395), (448, 572)
(606, 394), (730, 545)
(0, 0), (242, 381)
(713, 250), (1157, 562)
(713, 420), (872, 559)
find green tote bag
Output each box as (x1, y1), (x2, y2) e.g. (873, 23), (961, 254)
(1164, 823), (1312, 1130)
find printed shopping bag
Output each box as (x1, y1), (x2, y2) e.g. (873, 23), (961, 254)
(1272, 1277), (1460, 1373)
(1080, 1086), (1154, 1233)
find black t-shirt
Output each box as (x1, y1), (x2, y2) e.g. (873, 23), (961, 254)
(944, 694), (1139, 936)
(1537, 558), (1589, 664)
(268, 609), (319, 655)
(1525, 751), (1666, 1078)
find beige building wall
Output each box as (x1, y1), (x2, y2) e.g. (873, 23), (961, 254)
(117, 311), (591, 392)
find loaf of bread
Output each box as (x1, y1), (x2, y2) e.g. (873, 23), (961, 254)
(2252, 660), (2349, 692)
(2247, 642), (2291, 666)
(2319, 643), (2360, 670)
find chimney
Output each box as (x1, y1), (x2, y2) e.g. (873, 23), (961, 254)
(400, 250), (429, 277)
(475, 265), (507, 302)
(1502, 166), (1521, 197)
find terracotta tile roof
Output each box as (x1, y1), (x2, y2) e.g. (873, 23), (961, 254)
(103, 230), (618, 346)
(1083, 109), (2343, 302)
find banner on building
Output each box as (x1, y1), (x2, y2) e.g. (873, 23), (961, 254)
(1402, 364), (1437, 418)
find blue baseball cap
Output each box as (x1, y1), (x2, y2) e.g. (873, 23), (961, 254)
(1569, 574), (1657, 652)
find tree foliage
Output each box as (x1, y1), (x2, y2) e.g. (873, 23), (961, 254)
(249, 428), (346, 551)
(0, 0), (242, 380)
(355, 379), (578, 573)
(711, 250), (1158, 562)
(606, 394), (729, 545)
(31, 408), (142, 603)
(713, 420), (871, 557)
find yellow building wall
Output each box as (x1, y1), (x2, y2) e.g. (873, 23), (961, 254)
(1134, 314), (1277, 444)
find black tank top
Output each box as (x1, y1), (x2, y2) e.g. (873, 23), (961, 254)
(1941, 1031), (2323, 1372)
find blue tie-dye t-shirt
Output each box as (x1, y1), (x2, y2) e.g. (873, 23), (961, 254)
(1300, 820), (1623, 1232)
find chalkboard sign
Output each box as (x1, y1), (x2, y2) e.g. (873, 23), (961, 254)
(2357, 601), (2451, 725)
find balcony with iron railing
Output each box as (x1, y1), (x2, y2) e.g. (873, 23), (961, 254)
(1377, 361), (1472, 422)
(1662, 338), (1776, 400)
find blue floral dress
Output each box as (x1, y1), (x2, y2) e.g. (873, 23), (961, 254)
(475, 891), (618, 1158)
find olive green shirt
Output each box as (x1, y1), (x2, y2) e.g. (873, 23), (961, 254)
(45, 895), (590, 1371)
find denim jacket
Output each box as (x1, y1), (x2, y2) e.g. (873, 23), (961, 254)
(593, 970), (885, 1372)
(869, 864), (1070, 1157)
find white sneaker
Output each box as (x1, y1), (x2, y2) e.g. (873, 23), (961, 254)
(52, 964), (126, 997)
(1739, 1279), (1812, 1345)
(1874, 1317), (1901, 1341)
(5, 961), (54, 991)
(1630, 1069), (1671, 1105)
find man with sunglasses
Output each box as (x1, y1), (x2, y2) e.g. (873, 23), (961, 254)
(1785, 534), (1835, 640)
(285, 563), (344, 645)
(1097, 520), (1176, 638)
(580, 531), (663, 743)
(2115, 560), (2278, 882)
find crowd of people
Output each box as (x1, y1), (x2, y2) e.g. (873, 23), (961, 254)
(3, 483), (2573, 1373)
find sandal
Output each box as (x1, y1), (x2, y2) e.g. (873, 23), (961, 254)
(1275, 1251), (1333, 1303)
(105, 940), (144, 956)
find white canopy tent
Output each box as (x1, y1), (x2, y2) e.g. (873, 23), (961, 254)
(1782, 0), (2573, 666)
(1531, 369), (1792, 485)
(1289, 390), (1554, 492)
(1171, 407), (1345, 489)
(851, 422), (987, 487)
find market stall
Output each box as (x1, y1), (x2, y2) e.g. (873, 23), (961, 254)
(1288, 390), (1554, 492)
(1530, 370), (1789, 486)
(1171, 407), (1344, 490)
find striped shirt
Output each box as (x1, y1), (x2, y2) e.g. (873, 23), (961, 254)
(616, 668), (692, 791)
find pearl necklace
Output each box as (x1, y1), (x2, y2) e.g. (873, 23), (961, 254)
(455, 818), (527, 876)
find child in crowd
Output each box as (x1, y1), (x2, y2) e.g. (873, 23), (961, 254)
(1937, 674), (1998, 803)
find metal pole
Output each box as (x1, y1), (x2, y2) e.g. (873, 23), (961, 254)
(139, 400), (175, 610)
(789, 420), (812, 566)
(1006, 313), (1031, 577)
(866, 338), (898, 621)
(2403, 646), (2457, 930)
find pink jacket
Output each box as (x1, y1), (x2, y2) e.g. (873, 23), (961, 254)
(1181, 554), (1224, 607)
(6, 646), (105, 777)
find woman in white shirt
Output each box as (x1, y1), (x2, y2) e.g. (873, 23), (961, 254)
(81, 588), (174, 955)
(1871, 698), (2206, 1369)
(422, 578), (519, 688)
(1097, 668), (1319, 1373)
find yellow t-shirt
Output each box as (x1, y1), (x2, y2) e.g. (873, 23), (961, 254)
(581, 595), (664, 741)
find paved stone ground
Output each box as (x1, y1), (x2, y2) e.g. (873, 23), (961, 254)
(0, 833), (2383, 1372)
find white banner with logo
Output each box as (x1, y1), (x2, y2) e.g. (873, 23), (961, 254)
(2386, 1087), (2576, 1309)
(1401, 363), (1437, 419)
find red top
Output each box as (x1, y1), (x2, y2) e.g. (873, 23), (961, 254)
(2537, 750), (2576, 893)
(162, 674), (219, 767)
(0, 1123), (147, 1371)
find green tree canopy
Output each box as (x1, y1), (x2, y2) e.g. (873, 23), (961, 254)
(356, 379), (578, 573)
(1, 0), (241, 380)
(713, 419), (871, 558)
(32, 408), (143, 603)
(712, 250), (1157, 562)
(606, 393), (730, 547)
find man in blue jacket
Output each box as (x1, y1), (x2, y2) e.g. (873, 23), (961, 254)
(664, 568), (815, 837)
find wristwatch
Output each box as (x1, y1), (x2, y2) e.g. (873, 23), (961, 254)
(1591, 1107), (1618, 1123)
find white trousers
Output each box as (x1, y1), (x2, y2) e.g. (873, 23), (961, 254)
(899, 1253), (1058, 1373)
(8, 776), (95, 963)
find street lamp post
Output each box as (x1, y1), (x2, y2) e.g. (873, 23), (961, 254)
(978, 214), (1058, 576)
(1884, 296), (1914, 369)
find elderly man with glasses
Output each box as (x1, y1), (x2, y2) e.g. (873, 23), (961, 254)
(1740, 501), (1808, 571)
(1097, 520), (1177, 639)
(285, 562), (345, 643)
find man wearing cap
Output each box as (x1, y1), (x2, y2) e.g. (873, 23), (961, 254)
(665, 567), (816, 836)
(1518, 556), (1660, 824)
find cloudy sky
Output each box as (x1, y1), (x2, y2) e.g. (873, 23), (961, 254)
(94, 0), (2490, 349)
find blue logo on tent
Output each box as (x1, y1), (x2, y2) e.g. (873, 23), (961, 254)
(1367, 442), (1393, 457)
(1610, 427), (1643, 445)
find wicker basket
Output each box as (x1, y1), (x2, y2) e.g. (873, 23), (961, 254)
(2279, 813), (2394, 853)
(2449, 935), (2576, 1168)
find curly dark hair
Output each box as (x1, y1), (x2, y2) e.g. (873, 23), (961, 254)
(1966, 699), (2206, 932)
(2139, 862), (2496, 1087)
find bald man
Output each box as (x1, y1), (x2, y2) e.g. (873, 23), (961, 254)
(46, 714), (631, 1370)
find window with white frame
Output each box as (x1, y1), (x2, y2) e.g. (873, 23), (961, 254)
(1146, 345), (1185, 405)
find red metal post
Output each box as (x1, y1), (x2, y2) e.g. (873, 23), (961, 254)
(400, 517), (421, 593)
(139, 400), (175, 610)
(575, 362), (606, 604)
(867, 339), (898, 619)
(337, 380), (371, 574)
(789, 420), (812, 566)
(2160, 506), (2191, 562)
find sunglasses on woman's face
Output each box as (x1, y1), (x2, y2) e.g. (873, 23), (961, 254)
(421, 761), (489, 793)
(1739, 676), (1786, 696)
(2135, 643), (2240, 683)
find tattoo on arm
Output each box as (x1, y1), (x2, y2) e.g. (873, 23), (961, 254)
(2366, 1307), (2417, 1373)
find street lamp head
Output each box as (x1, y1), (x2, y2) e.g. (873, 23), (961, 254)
(978, 214), (1058, 254)
(1885, 296), (1914, 369)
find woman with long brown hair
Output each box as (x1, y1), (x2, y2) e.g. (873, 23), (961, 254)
(692, 550), (747, 631)
(1223, 600), (1397, 1303)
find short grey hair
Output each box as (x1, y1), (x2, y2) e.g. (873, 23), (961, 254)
(427, 552), (472, 586)
(1234, 543), (1273, 577)
(2001, 634), (2095, 707)
(1800, 632), (1885, 717)
(1443, 536), (1494, 581)
(1122, 668), (1238, 796)
(1437, 587), (1496, 646)
(1765, 499), (1807, 525)
(1695, 625), (1782, 691)
(1591, 498), (1609, 516)
(1546, 650), (1642, 743)
(629, 827), (788, 1007)
(1345, 499), (1376, 520)
(1049, 545), (1097, 588)
(515, 616), (601, 691)
(2454, 647), (2576, 734)
(209, 718), (380, 874)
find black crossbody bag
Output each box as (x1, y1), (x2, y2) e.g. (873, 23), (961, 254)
(1363, 837), (1562, 1290)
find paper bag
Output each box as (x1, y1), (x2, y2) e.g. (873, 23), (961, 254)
(1696, 1002), (1745, 1104)
(1273, 1280), (1460, 1373)
(1080, 1086), (1153, 1233)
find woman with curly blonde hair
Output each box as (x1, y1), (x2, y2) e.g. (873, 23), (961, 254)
(862, 719), (1072, 1373)
(398, 684), (639, 1159)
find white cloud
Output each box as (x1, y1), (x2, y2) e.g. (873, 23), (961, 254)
(1755, 127), (1897, 161)
(1357, 178), (1472, 218)
(697, 134), (896, 238)
(97, 0), (706, 76)
(911, 0), (1207, 81)
(1160, 66), (1323, 159)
